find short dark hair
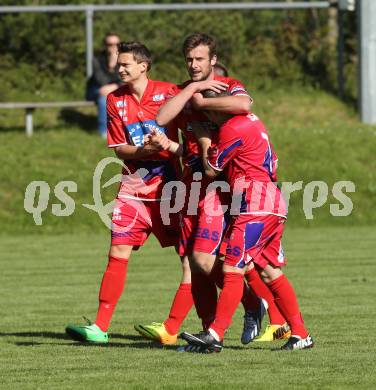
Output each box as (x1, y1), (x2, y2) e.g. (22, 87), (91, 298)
(201, 89), (229, 98)
(117, 41), (152, 71)
(214, 62), (228, 77)
(182, 33), (217, 59)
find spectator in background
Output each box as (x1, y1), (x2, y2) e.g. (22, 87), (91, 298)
(86, 33), (122, 137)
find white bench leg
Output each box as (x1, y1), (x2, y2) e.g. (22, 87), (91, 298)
(25, 108), (34, 136)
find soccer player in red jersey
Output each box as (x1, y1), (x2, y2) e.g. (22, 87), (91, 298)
(135, 34), (271, 344)
(180, 93), (314, 352)
(65, 42), (192, 344)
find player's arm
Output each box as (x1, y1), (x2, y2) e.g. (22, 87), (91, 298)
(191, 92), (251, 114)
(113, 143), (163, 160)
(192, 124), (220, 178)
(146, 129), (183, 157)
(156, 80), (228, 126)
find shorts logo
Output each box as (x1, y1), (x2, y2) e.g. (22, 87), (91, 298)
(194, 228), (220, 242)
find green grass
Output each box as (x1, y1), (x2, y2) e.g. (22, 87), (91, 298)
(0, 87), (375, 235)
(0, 226), (375, 389)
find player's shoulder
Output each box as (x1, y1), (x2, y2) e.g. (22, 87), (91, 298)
(149, 79), (178, 101)
(109, 84), (129, 100)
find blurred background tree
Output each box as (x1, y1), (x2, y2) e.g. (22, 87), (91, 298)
(0, 0), (357, 101)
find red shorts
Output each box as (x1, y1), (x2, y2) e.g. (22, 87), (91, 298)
(111, 197), (178, 249)
(178, 183), (228, 257)
(222, 214), (287, 269)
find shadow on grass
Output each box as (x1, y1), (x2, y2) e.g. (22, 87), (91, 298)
(59, 108), (97, 134)
(0, 331), (69, 340)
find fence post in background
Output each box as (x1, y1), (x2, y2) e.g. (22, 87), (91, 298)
(358, 0), (376, 124)
(337, 6), (345, 98)
(85, 6), (94, 78)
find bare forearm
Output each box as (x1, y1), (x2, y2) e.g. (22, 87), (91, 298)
(156, 84), (196, 126)
(196, 95), (252, 114)
(114, 144), (160, 160)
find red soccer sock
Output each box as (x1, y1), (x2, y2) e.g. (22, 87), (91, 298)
(210, 261), (258, 313)
(191, 271), (218, 330)
(267, 274), (309, 338)
(95, 256), (128, 332)
(245, 268), (286, 325)
(209, 272), (244, 341)
(163, 283), (193, 335)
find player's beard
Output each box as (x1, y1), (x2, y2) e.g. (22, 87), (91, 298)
(190, 64), (213, 82)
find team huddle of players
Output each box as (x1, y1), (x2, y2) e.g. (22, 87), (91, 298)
(65, 33), (314, 353)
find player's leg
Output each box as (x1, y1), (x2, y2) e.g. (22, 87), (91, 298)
(244, 263), (290, 342)
(181, 262), (246, 353)
(134, 204), (194, 345)
(210, 256), (267, 344)
(135, 255), (193, 345)
(251, 217), (313, 350)
(65, 198), (149, 343)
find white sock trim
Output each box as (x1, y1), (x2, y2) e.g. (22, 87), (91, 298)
(208, 328), (220, 342)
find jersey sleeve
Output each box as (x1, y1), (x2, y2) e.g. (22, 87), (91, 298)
(227, 77), (250, 98)
(107, 93), (128, 148)
(207, 125), (243, 171)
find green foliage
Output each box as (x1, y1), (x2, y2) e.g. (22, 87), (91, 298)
(0, 2), (357, 100)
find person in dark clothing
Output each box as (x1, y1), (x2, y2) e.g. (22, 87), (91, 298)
(86, 32), (122, 137)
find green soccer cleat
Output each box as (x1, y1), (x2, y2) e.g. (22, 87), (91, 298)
(65, 318), (109, 343)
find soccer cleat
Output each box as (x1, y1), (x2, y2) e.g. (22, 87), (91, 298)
(180, 331), (223, 353)
(280, 335), (314, 351)
(254, 323), (291, 342)
(241, 298), (266, 344)
(65, 318), (109, 343)
(134, 322), (178, 345)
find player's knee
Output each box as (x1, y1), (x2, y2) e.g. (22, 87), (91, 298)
(109, 244), (133, 259)
(192, 251), (215, 275)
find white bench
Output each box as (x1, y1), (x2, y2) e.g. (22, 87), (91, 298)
(0, 101), (95, 136)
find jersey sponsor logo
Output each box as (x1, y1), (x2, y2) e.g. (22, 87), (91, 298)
(126, 120), (167, 147)
(152, 94), (165, 102)
(116, 101), (126, 107)
(118, 109), (127, 117)
(247, 113), (259, 122)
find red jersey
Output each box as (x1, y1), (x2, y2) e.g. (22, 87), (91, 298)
(208, 113), (287, 217)
(107, 79), (179, 201)
(171, 75), (250, 174)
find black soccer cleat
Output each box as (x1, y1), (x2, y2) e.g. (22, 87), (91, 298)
(280, 335), (314, 351)
(241, 297), (267, 344)
(180, 331), (223, 353)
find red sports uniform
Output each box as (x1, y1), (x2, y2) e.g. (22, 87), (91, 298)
(107, 79), (180, 248)
(207, 113), (287, 269)
(171, 76), (251, 256)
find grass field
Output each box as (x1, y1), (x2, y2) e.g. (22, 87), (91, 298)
(1, 226), (375, 389)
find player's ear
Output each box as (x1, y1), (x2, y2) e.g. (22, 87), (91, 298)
(140, 61), (148, 73)
(210, 55), (217, 67)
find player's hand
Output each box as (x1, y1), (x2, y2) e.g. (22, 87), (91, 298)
(147, 129), (171, 151)
(192, 79), (228, 94)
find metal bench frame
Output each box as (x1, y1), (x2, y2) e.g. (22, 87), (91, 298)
(0, 101), (95, 136)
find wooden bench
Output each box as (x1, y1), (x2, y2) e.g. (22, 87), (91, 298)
(0, 101), (95, 136)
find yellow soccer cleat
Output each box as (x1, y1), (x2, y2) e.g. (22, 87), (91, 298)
(134, 322), (178, 345)
(254, 324), (291, 342)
